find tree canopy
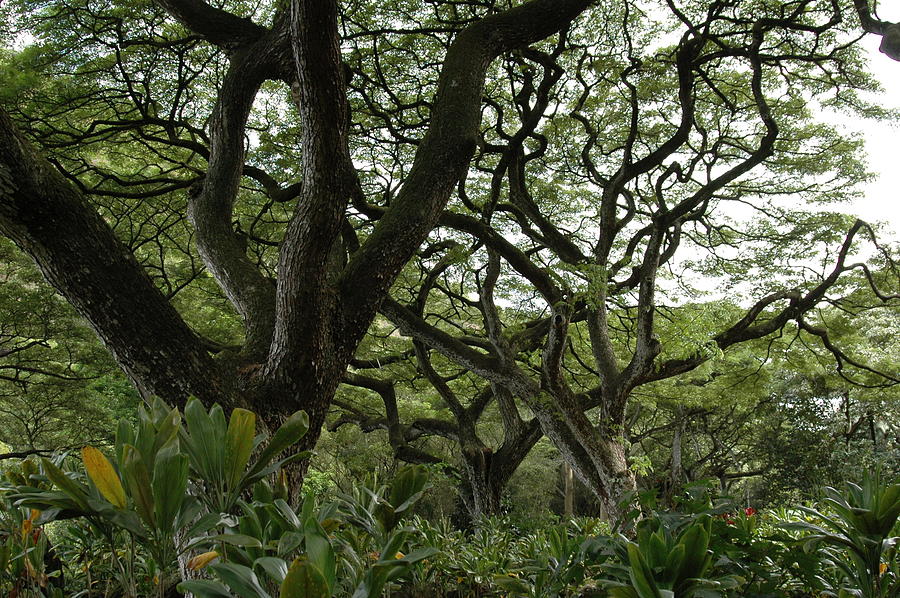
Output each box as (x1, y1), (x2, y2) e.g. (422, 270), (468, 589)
(0, 0), (898, 515)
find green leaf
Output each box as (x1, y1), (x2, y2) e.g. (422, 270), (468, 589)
(150, 407), (181, 463)
(674, 518), (711, 588)
(184, 511), (226, 540)
(247, 411), (309, 480)
(626, 542), (662, 598)
(225, 408), (256, 491)
(177, 580), (234, 598)
(255, 557), (289, 584)
(395, 546), (439, 564)
(304, 517), (336, 594)
(152, 441), (188, 532)
(280, 558), (330, 598)
(493, 574), (531, 594)
(389, 464), (429, 515)
(183, 398), (224, 483)
(210, 562), (271, 598)
(120, 444), (155, 528)
(188, 533), (264, 550)
(115, 418), (135, 466)
(40, 458), (90, 511)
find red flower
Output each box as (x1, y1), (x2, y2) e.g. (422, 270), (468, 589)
(744, 507), (757, 517)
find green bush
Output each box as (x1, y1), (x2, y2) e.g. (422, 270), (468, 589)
(3, 399), (900, 598)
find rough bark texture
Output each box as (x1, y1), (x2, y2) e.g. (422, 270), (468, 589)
(0, 112), (222, 405)
(0, 0), (595, 496)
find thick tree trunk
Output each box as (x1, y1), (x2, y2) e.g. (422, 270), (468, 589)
(519, 389), (637, 522)
(0, 111), (224, 407)
(457, 418), (542, 520)
(0, 0), (595, 506)
(461, 449), (504, 518)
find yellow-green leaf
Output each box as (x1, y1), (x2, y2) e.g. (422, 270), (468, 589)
(187, 551), (220, 571)
(280, 558), (329, 598)
(82, 446), (127, 508)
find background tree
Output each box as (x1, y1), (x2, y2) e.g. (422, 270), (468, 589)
(369, 3), (899, 516)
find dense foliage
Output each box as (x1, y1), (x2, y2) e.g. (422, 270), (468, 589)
(2, 0), (899, 519)
(1, 401), (898, 597)
(1, 0), (899, 594)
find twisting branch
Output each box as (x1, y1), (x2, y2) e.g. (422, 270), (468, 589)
(853, 0), (900, 60)
(796, 317), (899, 387)
(153, 0), (268, 50)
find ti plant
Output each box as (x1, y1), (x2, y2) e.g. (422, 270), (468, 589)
(786, 472), (900, 598)
(603, 515), (743, 598)
(336, 465), (439, 597)
(180, 464), (438, 598)
(8, 397), (311, 597)
(492, 524), (609, 598)
(177, 397), (312, 515)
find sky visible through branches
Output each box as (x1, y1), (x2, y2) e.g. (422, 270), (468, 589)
(847, 29), (899, 238)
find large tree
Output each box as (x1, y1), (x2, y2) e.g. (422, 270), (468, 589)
(0, 0), (897, 516)
(0, 0), (592, 449)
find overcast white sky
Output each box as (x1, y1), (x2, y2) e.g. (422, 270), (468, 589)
(851, 30), (900, 239)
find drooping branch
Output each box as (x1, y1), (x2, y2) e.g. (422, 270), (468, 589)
(796, 317), (899, 387)
(0, 448), (56, 461)
(649, 220), (895, 385)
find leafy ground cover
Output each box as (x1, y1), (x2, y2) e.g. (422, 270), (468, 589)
(1, 401), (898, 598)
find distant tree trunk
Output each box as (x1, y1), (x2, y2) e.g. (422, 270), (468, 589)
(667, 408), (685, 505)
(563, 462), (574, 518)
(462, 447), (504, 517)
(458, 418), (543, 519)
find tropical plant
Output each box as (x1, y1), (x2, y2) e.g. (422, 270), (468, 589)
(0, 489), (63, 597)
(786, 472), (900, 597)
(7, 398), (310, 596)
(492, 524), (611, 598)
(602, 515), (743, 598)
(180, 464), (438, 598)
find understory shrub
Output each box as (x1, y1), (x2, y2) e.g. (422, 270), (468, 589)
(1, 400), (898, 597)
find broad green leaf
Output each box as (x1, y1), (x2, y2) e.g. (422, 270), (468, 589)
(225, 408), (257, 491)
(183, 398), (223, 483)
(626, 542), (661, 598)
(305, 517), (336, 594)
(254, 557), (288, 584)
(674, 519), (711, 588)
(40, 458), (90, 511)
(152, 441), (188, 532)
(389, 464), (429, 514)
(248, 411), (309, 480)
(177, 580), (233, 598)
(150, 407), (181, 462)
(121, 444), (155, 528)
(280, 558), (330, 598)
(209, 562), (271, 598)
(115, 418), (135, 465)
